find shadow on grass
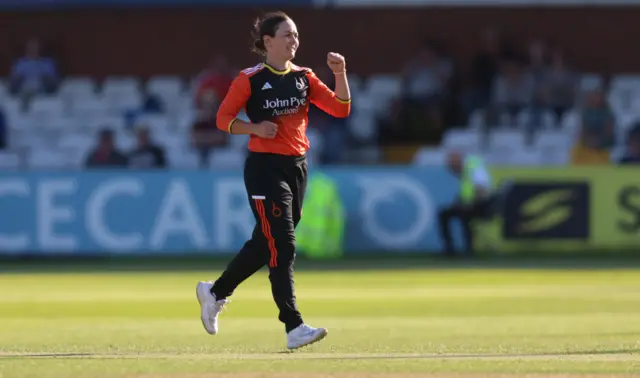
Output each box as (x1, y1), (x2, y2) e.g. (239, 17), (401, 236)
(2, 348), (639, 360)
(1, 253), (640, 275)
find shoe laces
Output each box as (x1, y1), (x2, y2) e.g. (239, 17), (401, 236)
(213, 299), (230, 314)
(298, 324), (315, 334)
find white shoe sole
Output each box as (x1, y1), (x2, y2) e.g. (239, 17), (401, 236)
(195, 282), (216, 335)
(287, 328), (328, 350)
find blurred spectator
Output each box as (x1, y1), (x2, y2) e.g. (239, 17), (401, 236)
(524, 39), (553, 140)
(190, 94), (228, 168)
(394, 41), (452, 142)
(124, 90), (165, 130)
(466, 28), (504, 113)
(141, 90), (165, 114)
(127, 126), (167, 169)
(309, 65), (348, 165)
(571, 88), (615, 165)
(490, 59), (535, 119)
(9, 38), (58, 103)
(194, 55), (234, 112)
(85, 129), (128, 168)
(538, 49), (578, 120)
(190, 55), (232, 167)
(526, 39), (548, 83)
(618, 123), (640, 165)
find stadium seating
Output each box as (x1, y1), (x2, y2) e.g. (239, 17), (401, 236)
(0, 71), (638, 169)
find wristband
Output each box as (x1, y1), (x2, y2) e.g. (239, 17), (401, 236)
(333, 70), (346, 75)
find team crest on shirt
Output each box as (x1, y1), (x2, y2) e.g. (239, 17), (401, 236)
(295, 77), (308, 92)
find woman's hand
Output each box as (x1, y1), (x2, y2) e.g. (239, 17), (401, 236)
(327, 52), (346, 74)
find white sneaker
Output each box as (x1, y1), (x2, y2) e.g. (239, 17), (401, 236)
(286, 324), (328, 350)
(196, 281), (229, 335)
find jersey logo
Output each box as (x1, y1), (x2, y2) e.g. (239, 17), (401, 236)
(261, 82), (272, 90)
(295, 77), (308, 91)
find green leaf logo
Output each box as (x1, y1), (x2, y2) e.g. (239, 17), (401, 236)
(518, 189), (574, 234)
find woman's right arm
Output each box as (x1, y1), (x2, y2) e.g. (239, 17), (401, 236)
(216, 73), (254, 135)
(216, 73), (277, 138)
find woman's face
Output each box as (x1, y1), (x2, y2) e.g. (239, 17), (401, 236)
(264, 19), (299, 62)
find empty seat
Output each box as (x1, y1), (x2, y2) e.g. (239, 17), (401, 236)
(1, 98), (25, 119)
(70, 96), (110, 117)
(35, 114), (79, 131)
(208, 148), (245, 169)
(351, 92), (376, 114)
(59, 134), (94, 150)
(146, 76), (184, 98)
(153, 131), (187, 151)
(0, 80), (8, 100)
(505, 149), (544, 166)
(27, 149), (67, 169)
(115, 132), (136, 151)
(58, 77), (96, 99)
(491, 130), (526, 148)
(0, 151), (21, 169)
(538, 146), (571, 166)
(516, 109), (557, 129)
(132, 114), (171, 131)
(107, 92), (143, 114)
(365, 74), (402, 100)
(167, 148), (199, 169)
(560, 109), (581, 131)
(101, 77), (140, 101)
(413, 147), (447, 166)
(165, 93), (195, 117)
(535, 130), (573, 150)
(442, 129), (482, 151)
(579, 73), (603, 92)
(60, 146), (92, 169)
(610, 74), (640, 92)
(84, 115), (127, 132)
(467, 109), (486, 130)
(307, 127), (324, 153)
(229, 133), (250, 150)
(348, 113), (377, 143)
(29, 96), (66, 118)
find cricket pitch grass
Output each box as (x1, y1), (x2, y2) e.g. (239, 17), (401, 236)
(1, 258), (639, 377)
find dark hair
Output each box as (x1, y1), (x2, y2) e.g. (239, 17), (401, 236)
(251, 11), (291, 56)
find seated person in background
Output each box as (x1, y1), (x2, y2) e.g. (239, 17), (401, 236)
(438, 151), (494, 258)
(190, 89), (228, 168)
(9, 38), (58, 102)
(539, 50), (578, 120)
(571, 88), (615, 165)
(618, 123), (640, 165)
(190, 55), (232, 168)
(486, 58), (534, 123)
(128, 125), (166, 169)
(396, 41), (451, 141)
(85, 129), (128, 168)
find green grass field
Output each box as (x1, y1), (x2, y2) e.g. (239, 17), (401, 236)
(1, 258), (639, 378)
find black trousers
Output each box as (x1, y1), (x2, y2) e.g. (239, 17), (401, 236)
(438, 199), (492, 256)
(211, 152), (307, 333)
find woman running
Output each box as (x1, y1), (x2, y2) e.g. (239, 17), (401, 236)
(196, 11), (351, 350)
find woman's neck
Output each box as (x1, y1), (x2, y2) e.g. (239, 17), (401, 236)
(265, 56), (289, 72)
